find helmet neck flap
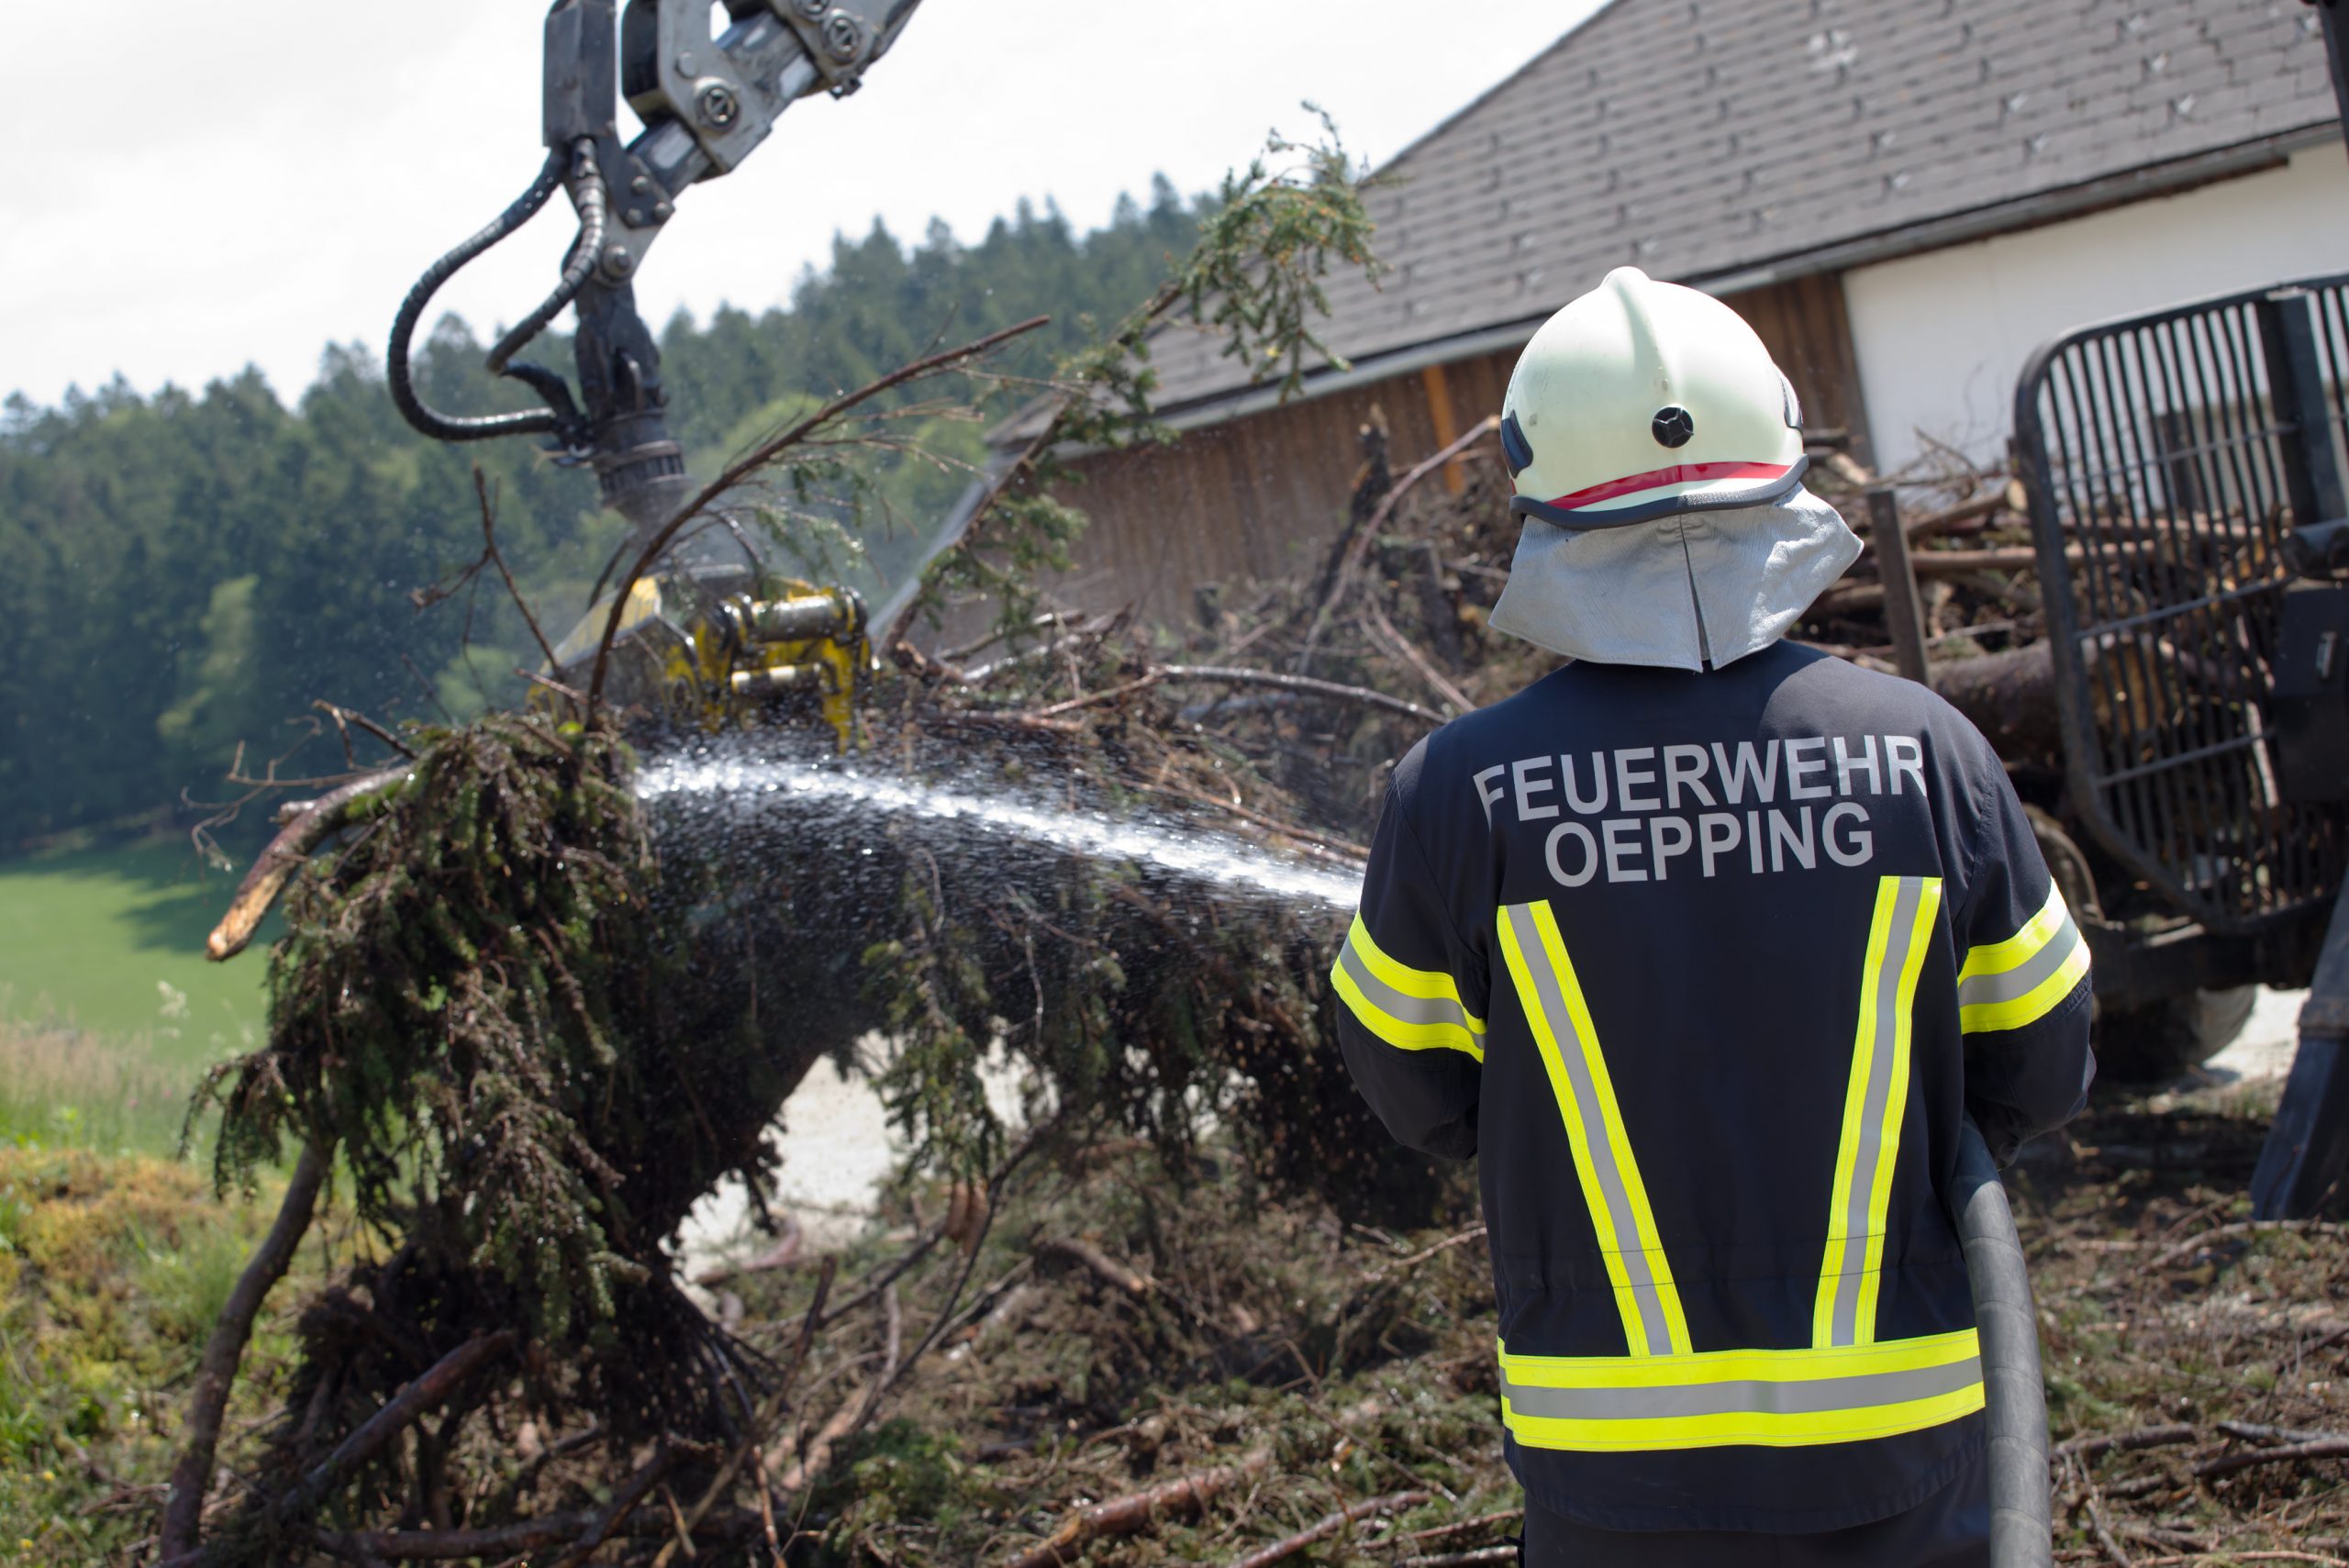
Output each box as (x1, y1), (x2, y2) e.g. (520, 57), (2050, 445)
(1487, 484), (1862, 673)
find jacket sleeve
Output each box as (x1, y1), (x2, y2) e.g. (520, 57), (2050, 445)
(1330, 769), (1487, 1161)
(1953, 748), (2096, 1164)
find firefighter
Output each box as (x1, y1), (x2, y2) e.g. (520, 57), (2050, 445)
(1330, 267), (2093, 1566)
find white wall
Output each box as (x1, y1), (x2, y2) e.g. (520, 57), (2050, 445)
(1843, 146), (2349, 473)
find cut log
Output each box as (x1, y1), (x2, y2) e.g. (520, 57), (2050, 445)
(1928, 642), (2062, 770)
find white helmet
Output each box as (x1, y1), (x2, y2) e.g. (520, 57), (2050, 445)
(1499, 267), (1807, 529)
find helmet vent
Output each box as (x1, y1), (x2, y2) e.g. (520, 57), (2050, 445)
(1652, 406), (1695, 448)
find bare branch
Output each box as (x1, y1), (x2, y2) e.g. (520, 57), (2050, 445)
(999, 1449), (1274, 1568)
(652, 1256), (837, 1567)
(206, 763), (410, 962)
(473, 468), (561, 672)
(1041, 1236), (1153, 1296)
(1297, 415), (1499, 674)
(159, 1143), (331, 1560)
(2195, 1433), (2349, 1480)
(314, 701), (417, 762)
(1155, 665), (1442, 724)
(1225, 1488), (1431, 1568)
(547, 1442), (676, 1568)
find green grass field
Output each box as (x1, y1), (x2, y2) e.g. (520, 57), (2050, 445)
(0, 840), (272, 1070)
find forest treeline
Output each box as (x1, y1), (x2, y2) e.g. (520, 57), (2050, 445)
(0, 182), (1201, 851)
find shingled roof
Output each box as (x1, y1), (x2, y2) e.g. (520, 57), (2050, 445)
(1139, 0), (2339, 419)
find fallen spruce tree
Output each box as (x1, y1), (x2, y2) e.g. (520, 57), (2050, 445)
(155, 120), (1464, 1565)
(169, 673), (1444, 1564)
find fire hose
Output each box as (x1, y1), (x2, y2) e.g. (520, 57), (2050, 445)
(1953, 1119), (2053, 1568)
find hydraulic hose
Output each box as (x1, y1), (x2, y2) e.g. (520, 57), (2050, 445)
(386, 146), (573, 444)
(1952, 1120), (2053, 1568)
(487, 139), (607, 378)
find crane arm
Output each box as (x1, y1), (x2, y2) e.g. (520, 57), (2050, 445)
(389, 0), (926, 538)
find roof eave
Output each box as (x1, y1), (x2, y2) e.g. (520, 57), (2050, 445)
(1693, 123), (2336, 296)
(1068, 123), (2339, 449)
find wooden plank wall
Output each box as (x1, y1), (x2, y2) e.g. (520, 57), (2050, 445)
(1729, 270), (1876, 468)
(1036, 345), (1517, 628)
(1011, 272), (1867, 632)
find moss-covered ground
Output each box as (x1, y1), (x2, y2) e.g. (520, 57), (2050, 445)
(0, 1145), (307, 1564)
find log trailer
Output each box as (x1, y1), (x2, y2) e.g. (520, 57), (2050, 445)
(1951, 0), (2349, 1218)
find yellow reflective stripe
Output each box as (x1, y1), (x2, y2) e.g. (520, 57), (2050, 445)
(1958, 882), (2069, 980)
(1503, 1380), (1983, 1451)
(1330, 914), (1486, 1060)
(1859, 877), (1939, 1341)
(1345, 915), (1485, 1020)
(1815, 875), (1942, 1350)
(1498, 1329), (1983, 1451)
(1957, 883), (2090, 1034)
(1498, 901), (1690, 1359)
(1330, 963), (1486, 1060)
(1815, 883), (1897, 1348)
(1958, 942), (2089, 1033)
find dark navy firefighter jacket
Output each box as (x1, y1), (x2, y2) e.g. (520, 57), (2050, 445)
(1331, 640), (2093, 1533)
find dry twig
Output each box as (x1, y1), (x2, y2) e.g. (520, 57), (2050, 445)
(2195, 1433), (2349, 1480)
(1224, 1488), (1430, 1568)
(549, 1443), (676, 1568)
(1041, 1236), (1153, 1296)
(654, 1256), (836, 1567)
(2055, 1425), (2201, 1464)
(2147, 1220), (2347, 1273)
(998, 1448), (1275, 1568)
(1298, 416), (1499, 673)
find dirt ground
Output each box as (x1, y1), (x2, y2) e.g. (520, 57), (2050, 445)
(652, 1018), (2348, 1567)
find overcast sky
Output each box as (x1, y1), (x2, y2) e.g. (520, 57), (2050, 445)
(0, 1), (1603, 410)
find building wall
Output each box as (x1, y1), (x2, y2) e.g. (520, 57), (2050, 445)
(1728, 271), (1875, 467)
(1045, 346), (1517, 628)
(1037, 272), (1866, 628)
(1844, 145), (2349, 473)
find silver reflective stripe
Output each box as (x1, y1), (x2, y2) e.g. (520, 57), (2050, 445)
(1500, 903), (1678, 1358)
(1336, 941), (1478, 1039)
(1499, 1351), (1982, 1421)
(1955, 912), (2082, 1009)
(1826, 875), (1929, 1349)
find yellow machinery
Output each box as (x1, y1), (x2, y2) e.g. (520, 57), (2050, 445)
(546, 573), (871, 749)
